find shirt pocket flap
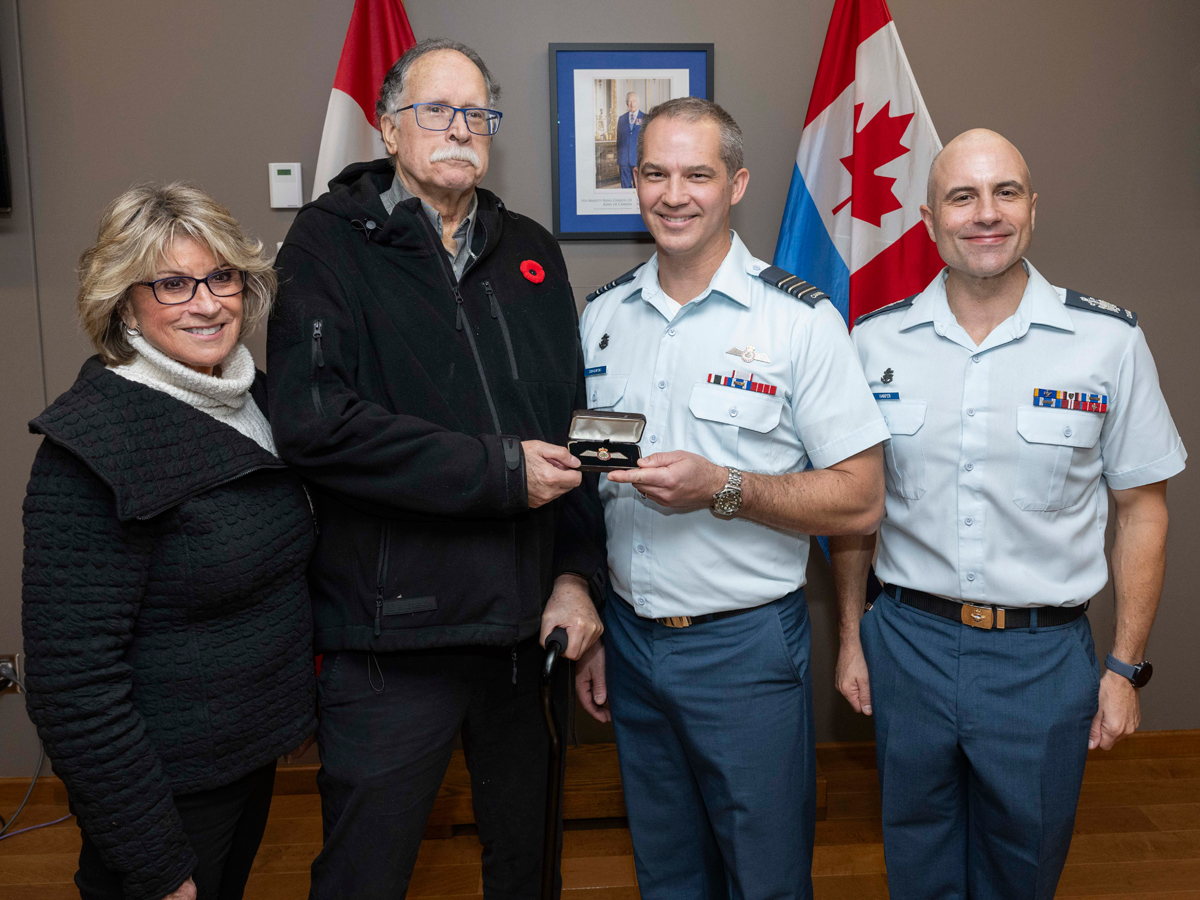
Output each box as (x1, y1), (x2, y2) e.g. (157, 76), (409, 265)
(1016, 407), (1104, 449)
(587, 375), (628, 409)
(688, 382), (783, 434)
(880, 400), (927, 436)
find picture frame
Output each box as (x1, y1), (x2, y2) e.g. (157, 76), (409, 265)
(549, 43), (714, 241)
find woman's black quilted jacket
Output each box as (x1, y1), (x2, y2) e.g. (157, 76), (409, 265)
(21, 358), (317, 900)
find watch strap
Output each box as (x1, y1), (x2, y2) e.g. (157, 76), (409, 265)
(1105, 653), (1137, 682)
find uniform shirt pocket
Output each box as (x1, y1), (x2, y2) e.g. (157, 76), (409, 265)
(688, 383), (784, 468)
(587, 375), (628, 410)
(1013, 407), (1104, 511)
(880, 400), (927, 500)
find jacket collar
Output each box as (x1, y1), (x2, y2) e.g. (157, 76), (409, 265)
(30, 358), (282, 522)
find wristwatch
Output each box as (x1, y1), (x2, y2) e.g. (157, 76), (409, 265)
(711, 467), (743, 517)
(1105, 653), (1153, 688)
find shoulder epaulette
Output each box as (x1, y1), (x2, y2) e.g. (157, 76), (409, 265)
(756, 265), (828, 306)
(586, 264), (643, 303)
(1064, 289), (1137, 327)
(854, 295), (918, 327)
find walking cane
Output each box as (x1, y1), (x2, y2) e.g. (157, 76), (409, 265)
(540, 626), (569, 900)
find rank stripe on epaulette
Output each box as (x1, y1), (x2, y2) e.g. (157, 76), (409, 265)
(854, 294), (919, 327)
(585, 264), (644, 303)
(1063, 289), (1137, 326)
(757, 265), (829, 307)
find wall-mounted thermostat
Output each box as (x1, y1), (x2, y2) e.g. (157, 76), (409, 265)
(269, 163), (303, 208)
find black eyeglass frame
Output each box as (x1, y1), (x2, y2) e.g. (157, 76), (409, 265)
(136, 269), (247, 306)
(393, 103), (504, 136)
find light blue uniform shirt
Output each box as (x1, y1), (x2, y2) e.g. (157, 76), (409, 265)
(853, 261), (1186, 608)
(580, 233), (889, 618)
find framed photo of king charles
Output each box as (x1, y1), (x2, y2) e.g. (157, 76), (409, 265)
(549, 43), (714, 241)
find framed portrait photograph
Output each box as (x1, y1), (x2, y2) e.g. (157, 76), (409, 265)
(549, 43), (714, 241)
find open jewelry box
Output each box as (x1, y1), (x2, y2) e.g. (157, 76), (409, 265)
(568, 409), (647, 472)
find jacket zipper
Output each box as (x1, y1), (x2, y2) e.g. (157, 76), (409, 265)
(483, 280), (519, 379)
(311, 319), (325, 416)
(374, 525), (391, 636)
(412, 212), (503, 434)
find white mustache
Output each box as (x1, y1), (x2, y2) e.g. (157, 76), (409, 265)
(430, 146), (481, 167)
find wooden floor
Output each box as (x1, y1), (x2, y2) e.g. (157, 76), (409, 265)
(2, 731), (1198, 899)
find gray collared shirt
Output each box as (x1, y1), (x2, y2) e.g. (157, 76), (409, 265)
(381, 175), (479, 281)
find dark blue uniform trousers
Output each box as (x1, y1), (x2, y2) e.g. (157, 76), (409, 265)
(605, 587), (816, 900)
(860, 588), (1100, 900)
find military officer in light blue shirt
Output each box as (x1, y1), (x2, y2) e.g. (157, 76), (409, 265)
(574, 97), (889, 900)
(831, 129), (1186, 900)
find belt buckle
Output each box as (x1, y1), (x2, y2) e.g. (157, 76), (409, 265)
(660, 616), (692, 628)
(960, 604), (1005, 630)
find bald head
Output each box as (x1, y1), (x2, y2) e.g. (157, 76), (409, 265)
(927, 129), (1031, 207)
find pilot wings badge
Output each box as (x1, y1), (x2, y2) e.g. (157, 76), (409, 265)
(726, 344), (771, 364)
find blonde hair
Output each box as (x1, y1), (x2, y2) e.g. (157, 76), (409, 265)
(78, 182), (277, 366)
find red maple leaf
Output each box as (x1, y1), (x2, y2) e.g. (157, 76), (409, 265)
(831, 102), (915, 227)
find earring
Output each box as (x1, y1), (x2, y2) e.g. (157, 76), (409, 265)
(124, 323), (142, 337)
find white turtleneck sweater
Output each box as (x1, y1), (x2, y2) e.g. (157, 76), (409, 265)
(111, 335), (277, 455)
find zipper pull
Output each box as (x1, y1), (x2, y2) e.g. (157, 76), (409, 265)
(454, 289), (465, 331)
(483, 280), (499, 318)
(312, 320), (325, 367)
(512, 646), (518, 685)
(374, 588), (383, 637)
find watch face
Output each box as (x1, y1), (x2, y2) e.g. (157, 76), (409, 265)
(1133, 661), (1153, 688)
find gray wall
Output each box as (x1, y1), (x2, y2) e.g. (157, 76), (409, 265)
(1, 0), (1197, 773)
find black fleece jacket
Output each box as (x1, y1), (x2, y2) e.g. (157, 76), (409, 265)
(22, 360), (317, 900)
(268, 160), (606, 653)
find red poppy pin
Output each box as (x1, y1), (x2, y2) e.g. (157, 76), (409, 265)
(520, 260), (545, 284)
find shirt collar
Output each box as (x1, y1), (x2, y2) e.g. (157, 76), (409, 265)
(901, 259), (1075, 346)
(630, 231), (753, 319)
(381, 173), (477, 239)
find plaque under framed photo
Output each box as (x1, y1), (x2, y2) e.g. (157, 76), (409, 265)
(548, 42), (715, 241)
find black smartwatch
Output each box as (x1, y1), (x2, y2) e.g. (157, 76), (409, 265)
(1105, 653), (1153, 688)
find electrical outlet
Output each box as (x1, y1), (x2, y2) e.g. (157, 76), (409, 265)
(0, 653), (22, 694)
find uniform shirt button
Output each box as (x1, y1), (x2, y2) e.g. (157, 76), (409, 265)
(591, 392), (597, 402)
(668, 329), (677, 337)
(636, 597), (646, 606)
(966, 572), (976, 582)
(967, 408), (976, 416)
(1064, 426), (1073, 437)
(972, 355), (981, 363)
(965, 462), (974, 471)
(649, 434), (658, 443)
(729, 407), (738, 418)
(965, 517), (974, 526)
(658, 380), (666, 389)
(637, 544), (646, 553)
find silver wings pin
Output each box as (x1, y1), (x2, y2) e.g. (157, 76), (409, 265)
(726, 344), (771, 364)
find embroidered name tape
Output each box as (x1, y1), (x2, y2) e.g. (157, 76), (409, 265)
(873, 392), (901, 401)
(707, 370), (777, 396)
(1034, 388), (1108, 413)
(584, 366), (607, 377)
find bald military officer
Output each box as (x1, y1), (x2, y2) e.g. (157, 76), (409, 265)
(830, 129), (1186, 900)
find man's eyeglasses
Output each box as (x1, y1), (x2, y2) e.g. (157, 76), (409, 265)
(395, 103), (503, 136)
(137, 269), (246, 305)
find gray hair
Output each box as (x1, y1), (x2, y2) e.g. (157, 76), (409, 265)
(637, 97), (745, 181)
(375, 38), (501, 124)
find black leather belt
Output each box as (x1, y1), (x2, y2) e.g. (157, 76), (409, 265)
(654, 599), (778, 629)
(882, 584), (1087, 630)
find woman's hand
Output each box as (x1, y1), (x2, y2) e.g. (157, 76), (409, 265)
(162, 877), (197, 900)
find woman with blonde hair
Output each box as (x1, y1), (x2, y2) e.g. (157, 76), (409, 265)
(21, 183), (316, 900)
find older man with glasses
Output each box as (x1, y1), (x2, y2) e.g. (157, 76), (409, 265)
(268, 38), (606, 900)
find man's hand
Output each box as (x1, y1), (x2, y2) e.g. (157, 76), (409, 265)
(575, 640), (611, 723)
(540, 574), (603, 660)
(605, 451), (726, 510)
(523, 441), (582, 509)
(836, 636), (873, 716)
(1089, 670), (1140, 750)
(162, 878), (197, 900)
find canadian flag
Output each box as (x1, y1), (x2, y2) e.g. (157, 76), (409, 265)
(311, 0), (416, 202)
(773, 0), (944, 326)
